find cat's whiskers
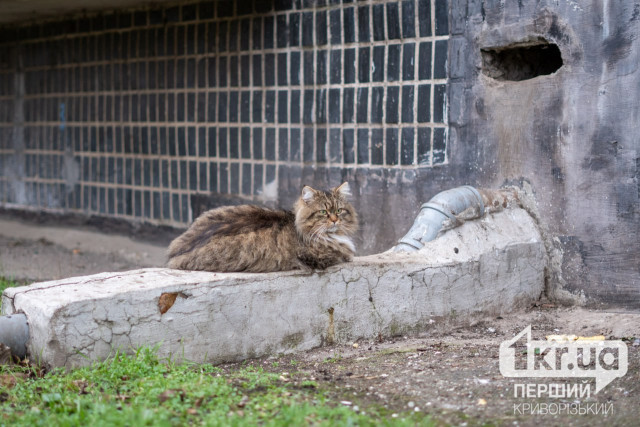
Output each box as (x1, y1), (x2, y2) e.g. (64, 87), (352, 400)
(316, 225), (329, 243)
(308, 225), (325, 244)
(311, 223), (333, 245)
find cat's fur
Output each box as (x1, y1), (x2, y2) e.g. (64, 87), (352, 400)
(167, 182), (358, 272)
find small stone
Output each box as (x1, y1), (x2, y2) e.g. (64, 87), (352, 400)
(477, 398), (487, 406)
(0, 343), (12, 365)
(407, 401), (415, 408)
(487, 327), (496, 333)
(353, 343), (359, 348)
(341, 400), (352, 406)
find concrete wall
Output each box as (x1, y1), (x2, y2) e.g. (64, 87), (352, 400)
(0, 0), (452, 257)
(447, 0), (640, 307)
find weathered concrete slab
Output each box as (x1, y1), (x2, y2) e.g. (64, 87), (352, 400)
(2, 208), (545, 368)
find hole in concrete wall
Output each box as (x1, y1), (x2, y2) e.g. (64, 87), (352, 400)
(481, 42), (563, 81)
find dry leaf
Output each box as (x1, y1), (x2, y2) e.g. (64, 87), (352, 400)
(72, 380), (89, 394)
(546, 334), (606, 342)
(237, 395), (249, 408)
(0, 375), (17, 388)
(576, 335), (606, 341)
(158, 293), (178, 314)
(158, 388), (185, 403)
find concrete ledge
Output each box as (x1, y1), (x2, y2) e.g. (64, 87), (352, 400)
(2, 208), (546, 368)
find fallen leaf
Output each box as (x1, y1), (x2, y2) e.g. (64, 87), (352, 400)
(546, 334), (605, 342)
(158, 388), (185, 403)
(237, 395), (249, 408)
(72, 380), (89, 394)
(576, 335), (606, 341)
(158, 293), (179, 314)
(0, 375), (17, 388)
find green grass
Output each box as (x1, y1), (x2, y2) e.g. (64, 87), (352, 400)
(0, 347), (434, 427)
(0, 277), (19, 295)
(0, 277), (22, 312)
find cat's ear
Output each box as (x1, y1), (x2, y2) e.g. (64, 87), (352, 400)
(301, 186), (318, 204)
(334, 182), (352, 198)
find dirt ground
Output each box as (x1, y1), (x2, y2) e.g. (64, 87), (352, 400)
(239, 308), (640, 426)
(1, 216), (639, 426)
(0, 218), (167, 282)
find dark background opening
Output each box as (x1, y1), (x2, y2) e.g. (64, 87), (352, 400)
(481, 43), (563, 81)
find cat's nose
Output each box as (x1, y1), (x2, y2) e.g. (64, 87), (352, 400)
(329, 214), (338, 223)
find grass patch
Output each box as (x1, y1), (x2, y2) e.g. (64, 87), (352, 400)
(0, 347), (434, 426)
(0, 277), (22, 311)
(0, 277), (19, 295)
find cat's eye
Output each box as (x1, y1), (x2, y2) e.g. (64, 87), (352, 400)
(337, 208), (343, 214)
(319, 209), (327, 215)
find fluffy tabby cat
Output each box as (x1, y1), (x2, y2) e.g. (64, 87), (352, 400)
(167, 182), (358, 272)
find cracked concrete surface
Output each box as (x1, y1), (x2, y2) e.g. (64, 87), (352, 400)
(2, 208), (546, 368)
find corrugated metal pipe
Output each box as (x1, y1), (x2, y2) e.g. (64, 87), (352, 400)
(391, 185), (518, 252)
(0, 313), (29, 360)
(392, 185), (519, 252)
(393, 185), (485, 252)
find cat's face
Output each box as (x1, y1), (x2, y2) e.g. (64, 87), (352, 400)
(294, 182), (359, 239)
